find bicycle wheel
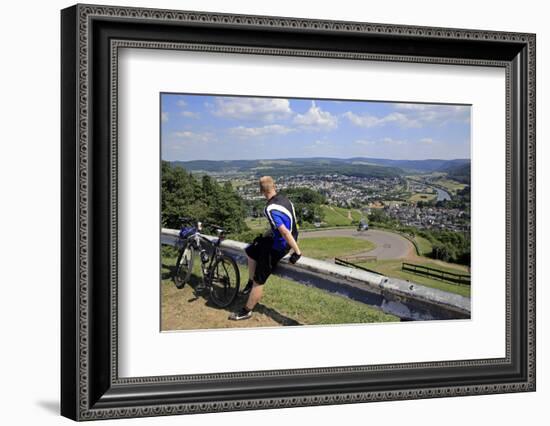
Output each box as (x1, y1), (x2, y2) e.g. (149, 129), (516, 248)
(208, 254), (240, 307)
(174, 245), (195, 289)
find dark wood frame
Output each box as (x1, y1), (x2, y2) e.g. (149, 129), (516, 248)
(61, 4), (536, 421)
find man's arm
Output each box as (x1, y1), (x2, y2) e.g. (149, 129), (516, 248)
(278, 224), (301, 255)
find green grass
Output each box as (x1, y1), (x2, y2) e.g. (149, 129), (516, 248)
(433, 178), (467, 194)
(414, 235), (433, 256)
(320, 205), (351, 226)
(299, 236), (376, 260)
(417, 260), (469, 274)
(258, 268), (398, 325)
(356, 259), (470, 297)
(408, 193), (437, 203)
(320, 205), (363, 227)
(350, 209), (363, 222)
(245, 217), (268, 231)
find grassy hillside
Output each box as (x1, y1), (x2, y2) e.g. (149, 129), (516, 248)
(319, 205), (363, 227)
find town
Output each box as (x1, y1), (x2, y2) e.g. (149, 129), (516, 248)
(211, 171), (470, 233)
(383, 203), (470, 233)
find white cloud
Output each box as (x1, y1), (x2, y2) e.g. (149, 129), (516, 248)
(173, 98), (200, 119)
(393, 103), (470, 125)
(171, 131), (215, 143)
(228, 124), (293, 138)
(344, 104), (470, 129)
(344, 111), (420, 128)
(212, 97), (293, 122)
(354, 139), (375, 146)
(161, 112), (168, 123)
(420, 137), (434, 144)
(294, 101), (338, 130)
(354, 137), (406, 146)
(382, 137), (406, 145)
(180, 111), (200, 119)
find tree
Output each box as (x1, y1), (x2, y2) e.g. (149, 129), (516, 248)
(279, 187), (326, 225)
(368, 209), (388, 224)
(161, 162), (248, 233)
(431, 242), (452, 262)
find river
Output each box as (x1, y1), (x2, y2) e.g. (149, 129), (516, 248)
(434, 187), (451, 201)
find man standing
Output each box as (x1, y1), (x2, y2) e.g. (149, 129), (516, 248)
(229, 176), (302, 321)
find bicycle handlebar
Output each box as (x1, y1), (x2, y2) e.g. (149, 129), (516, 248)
(178, 217), (226, 234)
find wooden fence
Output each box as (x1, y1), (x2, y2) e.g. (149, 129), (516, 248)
(402, 262), (471, 285)
(334, 257), (383, 275)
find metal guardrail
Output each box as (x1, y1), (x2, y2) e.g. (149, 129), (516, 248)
(402, 262), (471, 285)
(161, 228), (471, 321)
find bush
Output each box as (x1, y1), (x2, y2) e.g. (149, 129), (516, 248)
(431, 242), (452, 262)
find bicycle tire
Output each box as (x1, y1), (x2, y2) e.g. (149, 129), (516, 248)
(174, 244), (195, 289)
(208, 254), (240, 308)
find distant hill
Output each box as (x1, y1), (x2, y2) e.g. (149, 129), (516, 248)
(170, 157), (470, 178)
(348, 157), (470, 173)
(443, 163), (471, 184)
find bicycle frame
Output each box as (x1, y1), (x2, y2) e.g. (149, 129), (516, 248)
(179, 230), (223, 283)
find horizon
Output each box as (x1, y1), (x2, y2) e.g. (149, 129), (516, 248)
(161, 94), (471, 162)
(165, 156), (470, 163)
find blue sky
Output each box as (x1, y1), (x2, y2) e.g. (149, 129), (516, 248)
(161, 94), (471, 161)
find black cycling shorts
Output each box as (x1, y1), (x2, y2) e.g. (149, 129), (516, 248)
(245, 236), (288, 285)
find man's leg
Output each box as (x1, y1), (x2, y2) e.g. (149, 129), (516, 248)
(229, 281), (263, 320)
(229, 240), (269, 320)
(245, 282), (263, 311)
(247, 256), (257, 282)
(240, 256), (256, 295)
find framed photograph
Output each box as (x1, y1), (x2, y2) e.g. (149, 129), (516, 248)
(61, 4), (536, 421)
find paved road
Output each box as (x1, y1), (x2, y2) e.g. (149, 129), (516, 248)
(300, 228), (413, 260)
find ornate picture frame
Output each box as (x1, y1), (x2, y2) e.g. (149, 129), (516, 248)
(61, 4), (535, 421)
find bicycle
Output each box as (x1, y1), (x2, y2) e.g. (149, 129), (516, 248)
(173, 217), (240, 308)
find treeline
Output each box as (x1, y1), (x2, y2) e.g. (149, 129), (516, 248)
(172, 159), (403, 178)
(268, 164), (401, 179)
(368, 209), (470, 265)
(429, 231), (470, 265)
(161, 162), (248, 233)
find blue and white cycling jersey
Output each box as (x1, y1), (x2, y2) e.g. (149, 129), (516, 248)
(263, 194), (298, 252)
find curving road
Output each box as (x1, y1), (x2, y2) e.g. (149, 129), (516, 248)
(300, 228), (413, 260)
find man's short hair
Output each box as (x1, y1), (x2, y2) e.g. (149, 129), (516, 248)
(259, 176), (275, 194)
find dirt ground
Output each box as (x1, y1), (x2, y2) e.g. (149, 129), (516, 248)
(161, 277), (301, 331)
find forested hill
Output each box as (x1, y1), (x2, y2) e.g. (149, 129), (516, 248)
(170, 157), (470, 177)
(443, 163), (471, 184)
